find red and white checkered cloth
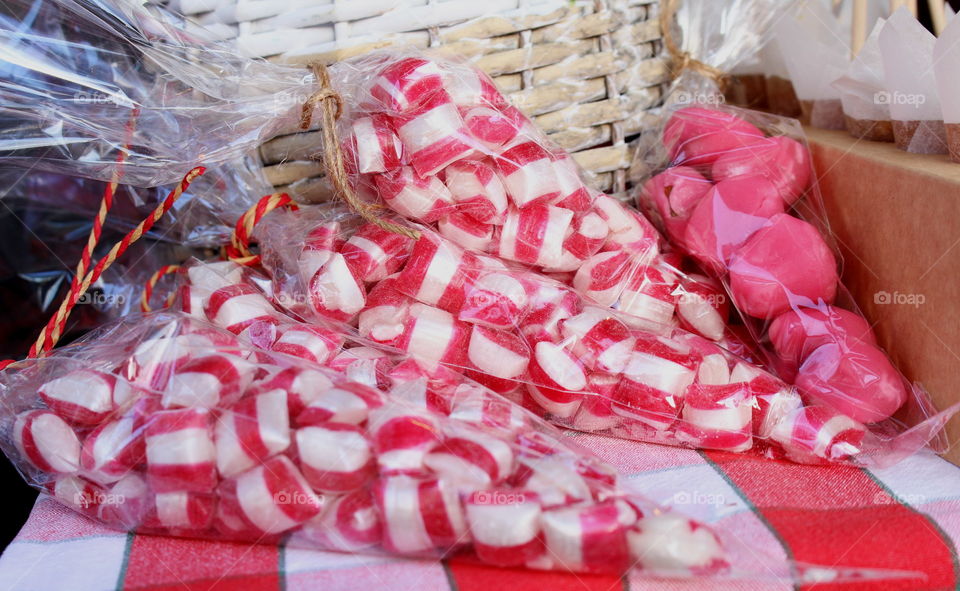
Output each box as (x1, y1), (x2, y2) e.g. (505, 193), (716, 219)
(2, 433), (958, 591)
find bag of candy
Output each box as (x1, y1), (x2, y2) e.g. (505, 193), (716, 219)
(206, 201), (939, 467)
(630, 0), (957, 465)
(1, 303), (741, 575)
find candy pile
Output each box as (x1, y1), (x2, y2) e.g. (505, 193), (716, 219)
(638, 106), (909, 425)
(333, 54), (733, 340)
(4, 302), (728, 575)
(253, 209), (872, 464)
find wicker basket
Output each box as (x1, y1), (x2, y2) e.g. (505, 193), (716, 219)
(180, 0), (670, 201)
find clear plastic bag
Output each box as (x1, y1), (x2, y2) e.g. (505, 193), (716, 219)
(0, 306), (738, 576)
(633, 102), (955, 466)
(235, 203), (942, 467)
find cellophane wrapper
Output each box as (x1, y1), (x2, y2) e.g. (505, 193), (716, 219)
(0, 0), (301, 245)
(633, 102), (955, 466)
(0, 304), (739, 577)
(246, 202), (933, 467)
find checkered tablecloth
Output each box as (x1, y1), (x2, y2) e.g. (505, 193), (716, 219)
(2, 433), (958, 591)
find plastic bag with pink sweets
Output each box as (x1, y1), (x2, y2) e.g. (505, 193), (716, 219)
(634, 102), (956, 464)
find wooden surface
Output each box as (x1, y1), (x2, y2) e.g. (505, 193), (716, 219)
(806, 127), (960, 464)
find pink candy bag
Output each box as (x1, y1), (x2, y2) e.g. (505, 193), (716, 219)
(634, 103), (956, 464)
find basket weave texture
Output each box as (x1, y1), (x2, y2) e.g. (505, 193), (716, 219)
(181, 0), (670, 200)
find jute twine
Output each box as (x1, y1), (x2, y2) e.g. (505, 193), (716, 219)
(300, 63), (420, 240)
(658, 0), (729, 90)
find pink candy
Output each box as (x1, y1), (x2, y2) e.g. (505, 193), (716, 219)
(768, 305), (876, 367)
(728, 214), (838, 319)
(796, 343), (908, 423)
(683, 175), (786, 274)
(711, 135), (811, 204)
(663, 106), (765, 166)
(641, 166), (711, 245)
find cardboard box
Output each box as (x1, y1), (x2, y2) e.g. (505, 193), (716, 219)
(806, 127), (960, 463)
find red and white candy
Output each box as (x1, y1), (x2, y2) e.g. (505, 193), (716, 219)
(541, 500), (635, 572)
(423, 426), (513, 491)
(394, 92), (474, 177)
(145, 491), (216, 531)
(204, 284), (279, 335)
(340, 223), (413, 283)
(465, 490), (543, 566)
(343, 114), (403, 174)
(375, 475), (468, 554)
(498, 205), (574, 268)
(14, 410), (81, 474)
(161, 353), (255, 409)
(215, 389), (290, 478)
(308, 252), (367, 320)
(271, 324), (343, 365)
(375, 166), (455, 223)
(80, 413), (145, 482)
(144, 408), (217, 492)
(296, 423), (375, 492)
(38, 370), (117, 426)
(443, 160), (507, 223)
(220, 455), (322, 534)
